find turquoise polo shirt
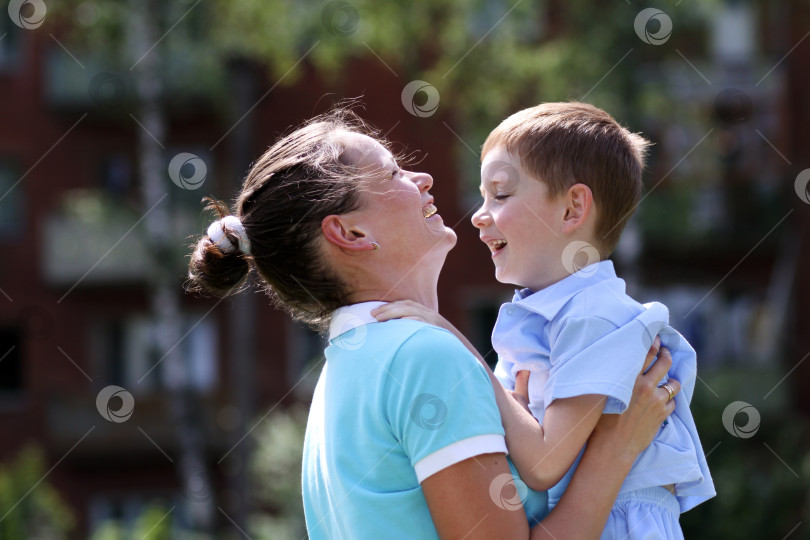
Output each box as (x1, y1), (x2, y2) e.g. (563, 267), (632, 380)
(302, 302), (548, 539)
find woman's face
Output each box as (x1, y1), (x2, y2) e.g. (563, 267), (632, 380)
(339, 132), (457, 269)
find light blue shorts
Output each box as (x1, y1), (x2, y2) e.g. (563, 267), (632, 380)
(601, 486), (683, 540)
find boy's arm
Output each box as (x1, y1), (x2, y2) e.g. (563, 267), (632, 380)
(372, 301), (601, 490)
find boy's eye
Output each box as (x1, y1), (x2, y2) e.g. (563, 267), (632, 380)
(494, 194), (510, 201)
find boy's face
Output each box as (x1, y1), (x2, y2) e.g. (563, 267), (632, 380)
(472, 146), (569, 291)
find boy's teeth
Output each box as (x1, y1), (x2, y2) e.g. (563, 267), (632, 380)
(423, 203), (438, 218)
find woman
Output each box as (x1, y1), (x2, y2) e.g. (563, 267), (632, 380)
(187, 107), (679, 539)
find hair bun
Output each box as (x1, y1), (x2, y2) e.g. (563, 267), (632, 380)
(207, 215), (251, 255)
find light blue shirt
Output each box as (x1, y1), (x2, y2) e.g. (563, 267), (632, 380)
(492, 261), (716, 513)
(303, 302), (548, 539)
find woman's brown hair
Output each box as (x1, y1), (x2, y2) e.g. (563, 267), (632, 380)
(187, 106), (393, 331)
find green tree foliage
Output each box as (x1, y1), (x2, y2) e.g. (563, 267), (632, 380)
(247, 404), (309, 540)
(0, 446), (75, 539)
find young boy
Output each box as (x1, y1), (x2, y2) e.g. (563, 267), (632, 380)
(476, 102), (714, 538)
(376, 102), (715, 538)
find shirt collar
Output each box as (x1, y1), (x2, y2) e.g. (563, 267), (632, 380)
(511, 260), (620, 319)
(328, 301), (388, 341)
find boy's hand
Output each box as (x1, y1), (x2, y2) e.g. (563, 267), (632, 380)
(371, 300), (451, 330)
(512, 370), (533, 417)
(372, 301), (489, 370)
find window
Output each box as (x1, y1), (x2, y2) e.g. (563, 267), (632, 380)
(93, 313), (217, 393)
(466, 298), (508, 369)
(0, 160), (23, 239)
(286, 321), (326, 393)
(0, 326), (23, 399)
(0, 17), (22, 72)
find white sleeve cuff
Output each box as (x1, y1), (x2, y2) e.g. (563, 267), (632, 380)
(413, 434), (507, 483)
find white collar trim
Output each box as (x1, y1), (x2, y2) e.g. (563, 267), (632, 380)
(328, 301), (388, 341)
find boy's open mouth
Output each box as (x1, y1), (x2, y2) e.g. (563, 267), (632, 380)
(487, 239), (507, 253)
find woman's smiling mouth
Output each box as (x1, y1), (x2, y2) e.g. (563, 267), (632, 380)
(423, 203), (438, 219)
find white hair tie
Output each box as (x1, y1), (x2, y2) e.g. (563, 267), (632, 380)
(207, 215), (251, 255)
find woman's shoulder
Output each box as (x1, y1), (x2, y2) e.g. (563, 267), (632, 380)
(379, 321), (485, 377)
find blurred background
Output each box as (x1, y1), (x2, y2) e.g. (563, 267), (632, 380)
(1, 0), (809, 538)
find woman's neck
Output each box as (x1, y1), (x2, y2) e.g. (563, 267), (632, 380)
(348, 281), (439, 311)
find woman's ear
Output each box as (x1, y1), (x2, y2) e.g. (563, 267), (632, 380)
(560, 183), (594, 234)
(321, 215), (377, 252)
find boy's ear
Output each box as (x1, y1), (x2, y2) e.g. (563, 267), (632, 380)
(560, 183), (594, 234)
(321, 215), (378, 252)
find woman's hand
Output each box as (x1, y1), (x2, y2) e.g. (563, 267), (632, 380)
(591, 336), (680, 460)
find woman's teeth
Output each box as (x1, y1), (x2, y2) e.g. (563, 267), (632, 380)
(423, 203), (438, 219)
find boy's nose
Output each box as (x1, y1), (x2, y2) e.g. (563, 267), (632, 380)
(471, 205), (489, 228)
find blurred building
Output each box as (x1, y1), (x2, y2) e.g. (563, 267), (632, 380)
(0, 0), (808, 537)
(0, 11), (509, 537)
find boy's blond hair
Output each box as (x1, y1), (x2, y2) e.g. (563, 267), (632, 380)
(482, 102), (651, 255)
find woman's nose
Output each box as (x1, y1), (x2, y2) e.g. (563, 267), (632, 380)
(412, 171), (433, 192)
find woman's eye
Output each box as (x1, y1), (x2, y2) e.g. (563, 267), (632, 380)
(392, 168), (400, 177)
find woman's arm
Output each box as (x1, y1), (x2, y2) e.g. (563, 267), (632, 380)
(418, 345), (678, 540)
(421, 453), (529, 539)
